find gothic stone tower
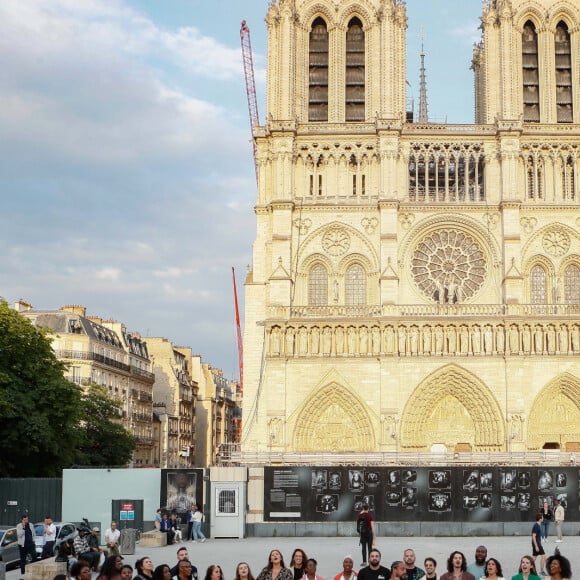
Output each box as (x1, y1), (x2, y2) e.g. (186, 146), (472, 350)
(242, 0), (580, 459)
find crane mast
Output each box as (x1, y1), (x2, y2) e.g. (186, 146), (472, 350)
(240, 20), (260, 183)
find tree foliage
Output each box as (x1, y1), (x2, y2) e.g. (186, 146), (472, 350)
(0, 300), (82, 476)
(76, 384), (136, 466)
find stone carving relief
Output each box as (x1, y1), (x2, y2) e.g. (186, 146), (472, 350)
(520, 217), (537, 234)
(321, 225), (351, 256)
(508, 414), (525, 442)
(361, 217), (378, 234)
(293, 383), (375, 452)
(542, 228), (570, 257)
(483, 212), (499, 230)
(268, 417), (285, 446)
(399, 213), (415, 229)
(411, 229), (487, 303)
(267, 322), (580, 358)
(381, 414), (397, 444)
(293, 217), (312, 234)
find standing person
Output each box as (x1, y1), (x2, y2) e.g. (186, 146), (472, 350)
(531, 513), (546, 576)
(540, 502), (552, 542)
(545, 551), (571, 580)
(256, 549), (293, 580)
(424, 559), (437, 580)
(135, 557), (155, 580)
(186, 505), (196, 542)
(235, 563), (256, 580)
(511, 556), (541, 580)
(290, 549), (308, 580)
(303, 559), (325, 580)
(358, 548), (390, 580)
(467, 547), (488, 579)
(104, 521), (121, 557)
(97, 555), (123, 580)
(171, 547), (198, 580)
(483, 559), (504, 580)
(154, 509), (163, 531)
(391, 562), (407, 580)
(403, 549), (425, 580)
(553, 499), (565, 543)
(357, 504), (374, 567)
(439, 551), (475, 580)
(205, 566), (224, 580)
(334, 556), (358, 580)
(16, 514), (37, 575)
(192, 504), (206, 544)
(41, 516), (57, 559)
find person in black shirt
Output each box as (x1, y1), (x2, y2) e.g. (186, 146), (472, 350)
(403, 549), (425, 580)
(358, 549), (390, 580)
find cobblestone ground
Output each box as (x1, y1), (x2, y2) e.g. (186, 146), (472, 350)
(7, 535), (579, 580)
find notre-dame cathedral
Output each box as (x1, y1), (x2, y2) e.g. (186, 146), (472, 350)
(241, 0), (580, 460)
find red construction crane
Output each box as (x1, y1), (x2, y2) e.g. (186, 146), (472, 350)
(240, 20), (260, 183)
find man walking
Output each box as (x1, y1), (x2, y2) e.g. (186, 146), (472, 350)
(553, 498), (564, 542)
(357, 503), (374, 567)
(532, 513), (546, 575)
(16, 514), (37, 575)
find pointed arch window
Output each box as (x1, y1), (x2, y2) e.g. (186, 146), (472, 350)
(555, 22), (573, 123)
(345, 264), (366, 305)
(564, 264), (580, 304)
(345, 18), (365, 122)
(308, 263), (328, 305)
(530, 265), (547, 304)
(522, 21), (540, 122)
(309, 18), (329, 122)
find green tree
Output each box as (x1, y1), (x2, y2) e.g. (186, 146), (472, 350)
(0, 300), (83, 476)
(76, 384), (136, 466)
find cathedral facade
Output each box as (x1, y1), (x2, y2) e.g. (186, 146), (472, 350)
(241, 0), (580, 460)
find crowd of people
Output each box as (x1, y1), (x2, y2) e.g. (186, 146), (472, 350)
(49, 544), (572, 580)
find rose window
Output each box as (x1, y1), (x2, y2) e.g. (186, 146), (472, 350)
(542, 230), (570, 257)
(411, 229), (487, 302)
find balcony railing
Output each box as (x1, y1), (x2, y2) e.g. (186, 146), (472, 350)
(55, 350), (130, 372)
(130, 366), (155, 381)
(266, 303), (580, 320)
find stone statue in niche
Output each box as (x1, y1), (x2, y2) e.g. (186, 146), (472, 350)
(422, 326), (431, 354)
(496, 325), (505, 353)
(398, 326), (407, 355)
(483, 325), (493, 354)
(409, 327), (419, 354)
(383, 326), (394, 353)
(509, 325), (519, 353)
(371, 326), (381, 354)
(522, 325), (531, 353)
(434, 326), (444, 355)
(322, 326), (332, 355)
(298, 327), (308, 355)
(311, 326), (320, 354)
(572, 325), (580, 352)
(347, 326), (358, 354)
(472, 326), (481, 354)
(285, 327), (295, 356)
(335, 326), (345, 355)
(558, 325), (568, 353)
(271, 326), (281, 355)
(546, 326), (555, 354)
(446, 326), (457, 354)
(460, 326), (469, 354)
(359, 326), (368, 354)
(534, 326), (543, 354)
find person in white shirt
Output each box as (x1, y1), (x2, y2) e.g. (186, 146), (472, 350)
(104, 521), (121, 557)
(553, 499), (565, 542)
(42, 516), (57, 559)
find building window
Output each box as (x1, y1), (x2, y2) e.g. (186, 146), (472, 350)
(526, 155), (544, 200)
(555, 22), (573, 123)
(345, 264), (366, 305)
(308, 264), (328, 305)
(309, 18), (328, 122)
(530, 265), (547, 304)
(561, 155), (575, 200)
(564, 264), (580, 303)
(522, 21), (540, 122)
(345, 18), (365, 122)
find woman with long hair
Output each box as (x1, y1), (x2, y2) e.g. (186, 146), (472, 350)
(257, 550), (293, 580)
(97, 555), (123, 580)
(152, 565), (172, 580)
(235, 563), (255, 580)
(290, 550), (307, 580)
(205, 565), (224, 580)
(70, 560), (93, 580)
(546, 551), (572, 580)
(483, 559), (504, 580)
(511, 556), (541, 580)
(135, 557), (155, 580)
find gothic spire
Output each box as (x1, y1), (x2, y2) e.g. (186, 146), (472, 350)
(418, 27), (429, 123)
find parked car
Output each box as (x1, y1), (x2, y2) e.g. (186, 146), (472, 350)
(0, 527), (20, 569)
(34, 522), (78, 558)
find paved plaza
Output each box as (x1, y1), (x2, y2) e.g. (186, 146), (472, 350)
(7, 534), (579, 580)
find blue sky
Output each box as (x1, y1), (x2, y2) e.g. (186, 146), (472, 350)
(0, 1), (481, 378)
